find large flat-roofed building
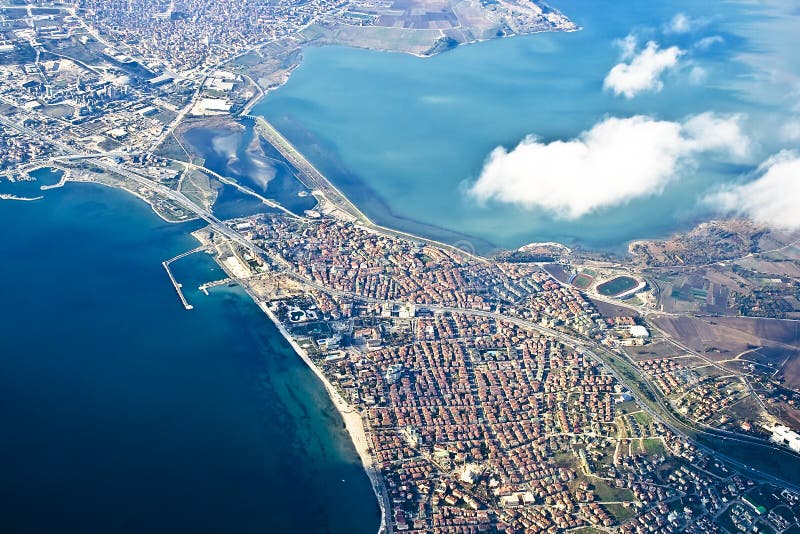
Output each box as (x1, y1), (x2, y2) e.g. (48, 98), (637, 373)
(630, 325), (649, 338)
(770, 425), (800, 453)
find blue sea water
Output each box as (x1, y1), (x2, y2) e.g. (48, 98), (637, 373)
(0, 184), (379, 533)
(2, 1), (799, 530)
(256, 0), (800, 253)
(0, 167), (63, 197)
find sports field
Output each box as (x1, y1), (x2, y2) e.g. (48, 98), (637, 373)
(596, 276), (639, 296)
(571, 273), (594, 289)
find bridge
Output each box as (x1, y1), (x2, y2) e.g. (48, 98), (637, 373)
(176, 159), (303, 220)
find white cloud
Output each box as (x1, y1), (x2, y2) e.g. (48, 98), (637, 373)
(694, 35), (724, 51)
(666, 13), (692, 33)
(604, 41), (684, 98)
(615, 34), (638, 60)
(706, 151), (800, 229)
(688, 66), (708, 85)
(681, 113), (750, 156)
(467, 113), (749, 219)
(781, 120), (800, 142)
(664, 13), (708, 34)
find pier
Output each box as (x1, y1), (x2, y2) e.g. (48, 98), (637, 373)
(0, 193), (44, 202)
(198, 278), (232, 295)
(162, 246), (207, 310)
(39, 168), (69, 190)
(162, 261), (192, 310)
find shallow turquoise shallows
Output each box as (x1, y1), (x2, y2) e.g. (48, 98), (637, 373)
(256, 0), (800, 253)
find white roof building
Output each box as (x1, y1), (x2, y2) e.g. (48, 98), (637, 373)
(770, 425), (800, 453)
(192, 98), (231, 115)
(630, 325), (650, 338)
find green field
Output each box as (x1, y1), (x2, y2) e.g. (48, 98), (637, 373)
(592, 479), (634, 502)
(642, 438), (666, 456)
(632, 411), (653, 427)
(604, 503), (637, 522)
(597, 276), (639, 296)
(670, 287), (708, 301)
(572, 273), (594, 289)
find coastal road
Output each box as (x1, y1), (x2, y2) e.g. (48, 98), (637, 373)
(8, 89), (800, 512)
(0, 108), (270, 262)
(172, 159), (304, 220)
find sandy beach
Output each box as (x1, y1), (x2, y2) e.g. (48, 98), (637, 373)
(258, 302), (390, 534)
(193, 236), (390, 533)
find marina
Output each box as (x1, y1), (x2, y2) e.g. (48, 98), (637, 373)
(161, 246), (208, 310)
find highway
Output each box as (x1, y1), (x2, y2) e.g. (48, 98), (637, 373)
(248, 255), (800, 493)
(237, 232), (800, 483)
(0, 110), (281, 270)
(6, 80), (799, 502)
(121, 158), (800, 495)
(175, 159), (303, 220)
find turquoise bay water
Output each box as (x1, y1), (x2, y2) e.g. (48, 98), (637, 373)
(182, 122), (317, 219)
(2, 1), (798, 530)
(257, 0), (800, 252)
(0, 184), (378, 533)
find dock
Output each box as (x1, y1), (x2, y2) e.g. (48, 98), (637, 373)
(198, 278), (232, 295)
(162, 246), (207, 310)
(162, 260), (192, 310)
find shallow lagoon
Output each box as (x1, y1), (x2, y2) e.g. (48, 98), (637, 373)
(256, 0), (800, 252)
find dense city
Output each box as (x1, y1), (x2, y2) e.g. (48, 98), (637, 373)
(1, 1), (799, 533)
(196, 210), (800, 533)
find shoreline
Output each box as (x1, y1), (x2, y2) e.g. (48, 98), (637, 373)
(47, 20), (787, 532)
(39, 167), (69, 190)
(244, 114), (494, 262)
(233, 37), (666, 261)
(237, 19), (580, 106)
(258, 302), (390, 534)
(6, 3), (800, 529)
(197, 238), (390, 533)
(229, 23), (748, 262)
(65, 176), (199, 225)
(241, 107), (721, 259)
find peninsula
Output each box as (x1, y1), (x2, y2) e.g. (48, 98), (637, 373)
(2, 2), (800, 533)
